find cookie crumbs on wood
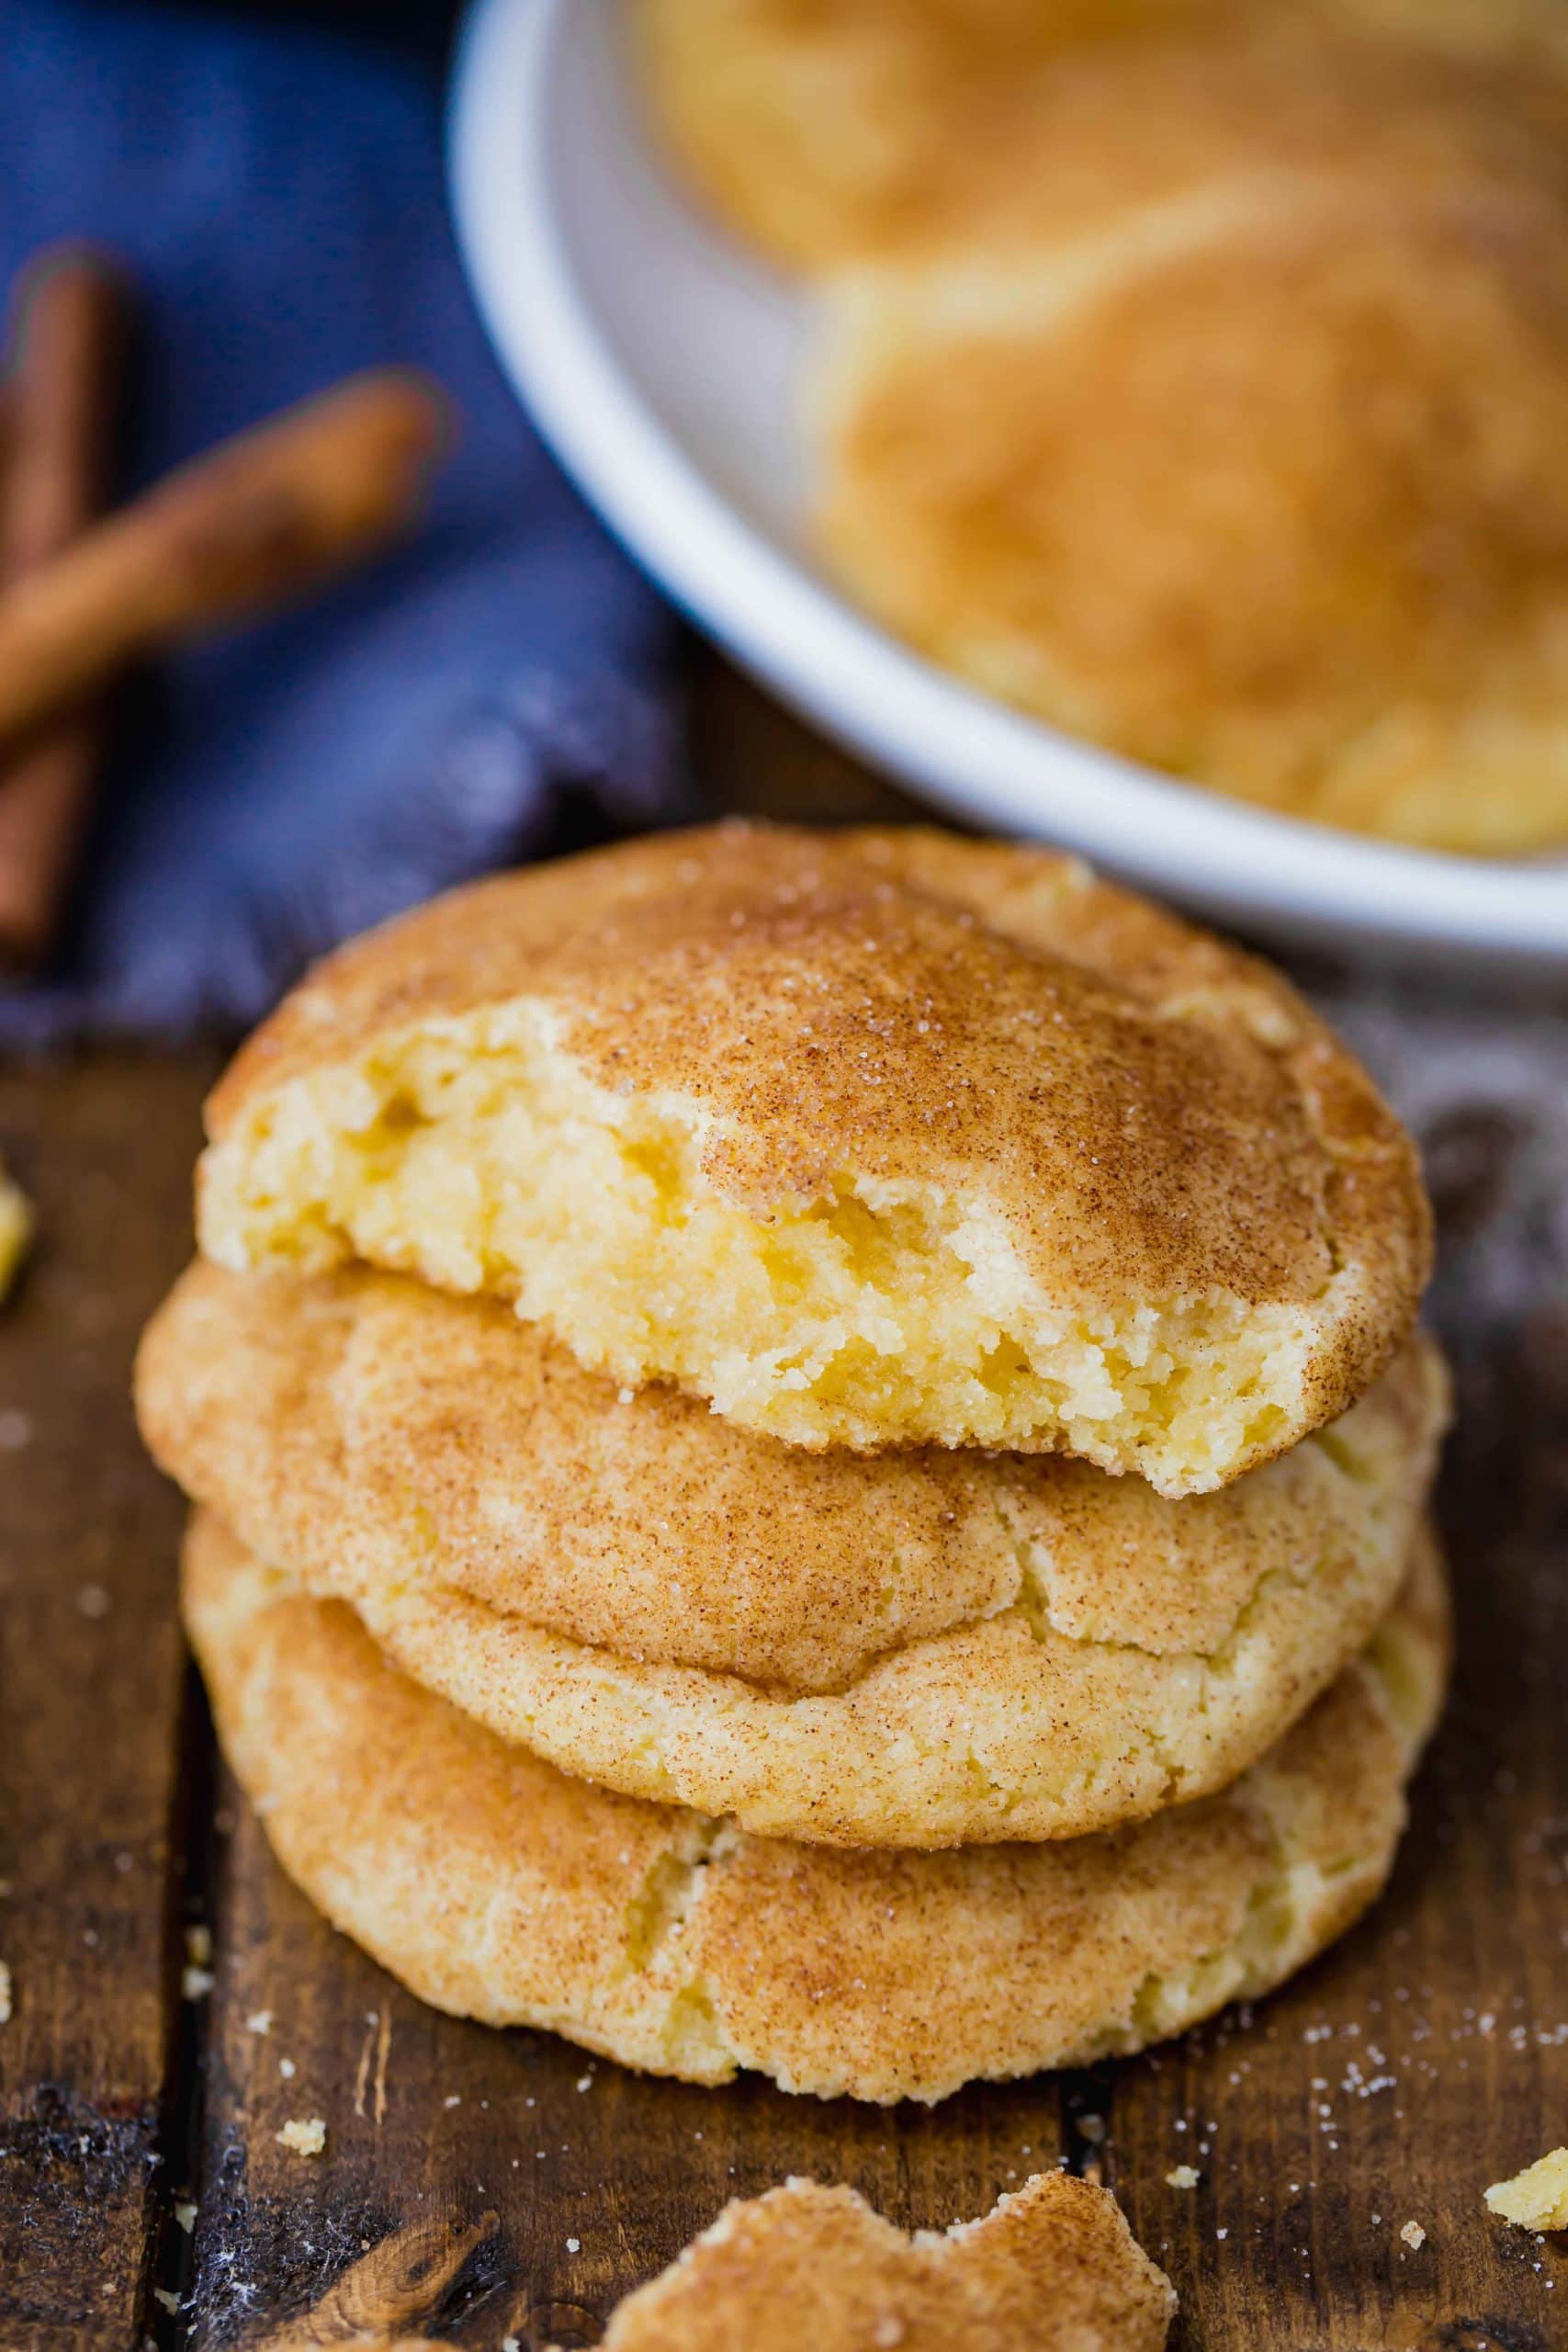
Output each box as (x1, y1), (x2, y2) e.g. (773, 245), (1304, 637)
(276, 2117), (326, 2158)
(1399, 2220), (1426, 2250)
(1165, 2165), (1201, 2190)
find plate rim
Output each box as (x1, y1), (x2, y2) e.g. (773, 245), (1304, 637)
(448, 0), (1568, 968)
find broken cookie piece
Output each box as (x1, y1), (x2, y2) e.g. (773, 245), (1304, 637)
(1485, 2149), (1568, 2233)
(564, 2170), (1175, 2352)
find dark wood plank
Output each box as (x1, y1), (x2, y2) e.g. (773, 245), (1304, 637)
(0, 1053), (216, 2351)
(688, 651), (921, 830)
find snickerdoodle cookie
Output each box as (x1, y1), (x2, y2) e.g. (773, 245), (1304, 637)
(141, 1262), (1445, 1846)
(186, 1510), (1448, 2104)
(195, 826), (1428, 1493)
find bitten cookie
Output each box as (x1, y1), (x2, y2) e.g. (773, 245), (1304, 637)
(196, 825), (1429, 1491)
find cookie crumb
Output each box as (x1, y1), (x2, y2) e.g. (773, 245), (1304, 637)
(1485, 2149), (1568, 2233)
(244, 2009), (273, 2036)
(1166, 2165), (1201, 2190)
(175, 2200), (197, 2234)
(276, 2118), (326, 2158)
(1400, 2220), (1426, 2251)
(0, 1961), (12, 2024)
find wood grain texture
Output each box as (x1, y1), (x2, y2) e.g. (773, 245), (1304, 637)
(0, 1054), (215, 2351)
(2, 656), (1566, 2351)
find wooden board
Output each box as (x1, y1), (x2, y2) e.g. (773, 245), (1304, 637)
(0, 1053), (216, 2352)
(3, 662), (1566, 2351)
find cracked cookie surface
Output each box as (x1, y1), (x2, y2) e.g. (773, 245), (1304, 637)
(183, 1510), (1449, 2104)
(195, 825), (1428, 1492)
(141, 1263), (1446, 1845)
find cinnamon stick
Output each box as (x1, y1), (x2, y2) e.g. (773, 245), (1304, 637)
(0, 247), (128, 967)
(0, 367), (449, 774)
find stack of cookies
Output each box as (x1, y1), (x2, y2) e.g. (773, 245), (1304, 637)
(136, 823), (1449, 2105)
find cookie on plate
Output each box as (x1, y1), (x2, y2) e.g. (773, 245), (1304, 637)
(634, 0), (1249, 270)
(816, 171), (1568, 854)
(634, 0), (1568, 271)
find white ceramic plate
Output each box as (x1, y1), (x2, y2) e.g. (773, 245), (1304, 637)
(448, 0), (1568, 972)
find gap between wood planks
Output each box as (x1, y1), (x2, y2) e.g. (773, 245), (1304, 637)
(144, 1665), (225, 2348)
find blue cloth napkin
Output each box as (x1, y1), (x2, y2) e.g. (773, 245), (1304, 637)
(0, 0), (681, 1044)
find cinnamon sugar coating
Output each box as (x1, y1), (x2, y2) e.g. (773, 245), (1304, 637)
(582, 2172), (1174, 2352)
(141, 1261), (1446, 1845)
(197, 826), (1428, 1491)
(185, 1511), (1449, 2104)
